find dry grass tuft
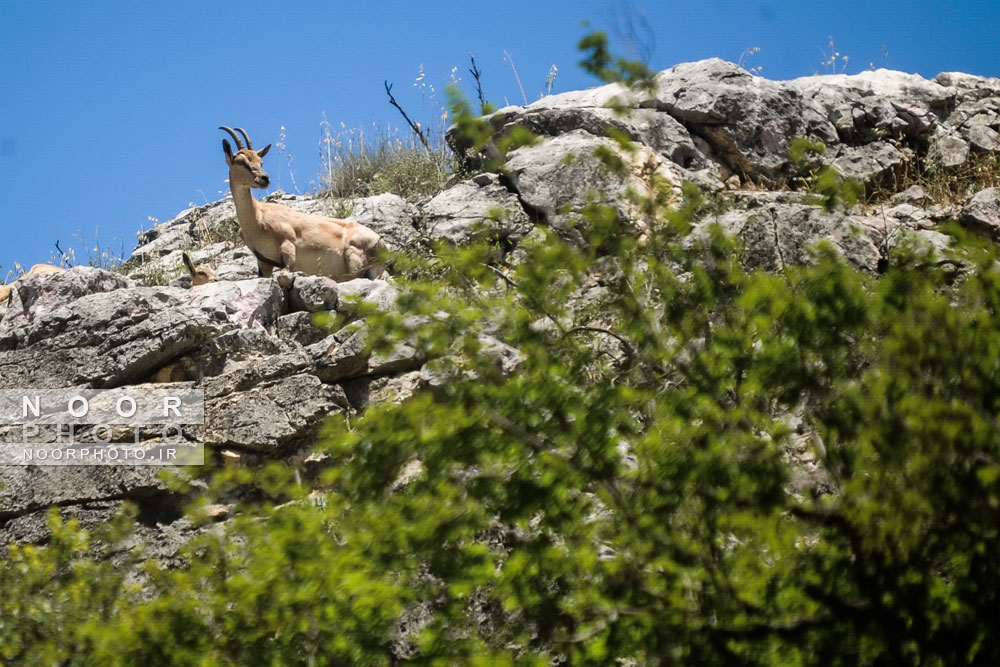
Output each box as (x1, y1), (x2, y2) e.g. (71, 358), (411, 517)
(318, 119), (453, 201)
(869, 152), (1000, 205)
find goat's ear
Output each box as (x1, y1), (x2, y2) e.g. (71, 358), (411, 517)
(257, 143), (271, 158)
(222, 139), (234, 164)
(182, 252), (196, 275)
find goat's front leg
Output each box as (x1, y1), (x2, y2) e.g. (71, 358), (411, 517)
(280, 240), (297, 273)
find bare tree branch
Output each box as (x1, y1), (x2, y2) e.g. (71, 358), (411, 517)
(468, 54), (486, 113)
(483, 263), (517, 290)
(563, 325), (635, 362)
(54, 240), (73, 267)
(384, 80), (431, 151)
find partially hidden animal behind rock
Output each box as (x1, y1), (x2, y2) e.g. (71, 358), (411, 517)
(0, 263), (67, 305)
(219, 126), (387, 281)
(182, 252), (218, 286)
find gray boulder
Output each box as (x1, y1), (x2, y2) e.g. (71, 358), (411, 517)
(420, 173), (531, 245)
(928, 130), (971, 168)
(348, 193), (420, 251)
(711, 199), (881, 272)
(335, 278), (399, 316)
(486, 96), (723, 188)
(1, 266), (134, 326)
(505, 129), (682, 240)
(961, 188), (1000, 235)
(286, 274), (340, 313)
(194, 373), (348, 453)
(0, 276), (284, 387)
(651, 59), (838, 182)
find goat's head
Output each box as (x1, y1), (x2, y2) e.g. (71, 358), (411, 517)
(220, 126), (271, 189)
(182, 252), (218, 286)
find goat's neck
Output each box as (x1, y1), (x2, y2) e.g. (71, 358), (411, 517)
(230, 184), (261, 229)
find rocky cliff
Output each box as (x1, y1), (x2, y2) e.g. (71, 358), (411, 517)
(1, 59), (999, 553)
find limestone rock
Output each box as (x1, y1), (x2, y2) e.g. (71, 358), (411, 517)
(287, 274), (340, 313)
(311, 322), (371, 383)
(505, 129), (681, 240)
(961, 188), (1000, 234)
(276, 311), (331, 347)
(420, 173), (531, 244)
(488, 99), (722, 188)
(929, 131), (970, 167)
(968, 124), (1000, 152)
(195, 373), (348, 453)
(335, 278), (399, 316)
(0, 466), (169, 526)
(710, 200), (881, 272)
(127, 198), (240, 268)
(343, 371), (425, 410)
(891, 184), (929, 204)
(652, 59), (838, 182)
(830, 142), (909, 185)
(1, 266), (134, 326)
(348, 193), (420, 251)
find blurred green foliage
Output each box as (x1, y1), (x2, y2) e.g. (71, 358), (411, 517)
(578, 30), (656, 92)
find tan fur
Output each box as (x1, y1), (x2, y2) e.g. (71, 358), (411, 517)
(0, 264), (67, 305)
(182, 252), (218, 286)
(220, 126), (385, 281)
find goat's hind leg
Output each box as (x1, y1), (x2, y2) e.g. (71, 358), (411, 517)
(345, 245), (376, 280)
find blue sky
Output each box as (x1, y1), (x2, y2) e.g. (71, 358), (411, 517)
(1, 0), (998, 275)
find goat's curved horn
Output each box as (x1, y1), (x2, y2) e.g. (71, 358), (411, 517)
(218, 126), (245, 150)
(235, 127), (253, 150)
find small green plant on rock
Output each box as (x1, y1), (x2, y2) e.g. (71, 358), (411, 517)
(789, 136), (862, 212)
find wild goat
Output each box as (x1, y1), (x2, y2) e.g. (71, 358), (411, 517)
(182, 252), (217, 286)
(219, 126), (386, 281)
(0, 263), (66, 305)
